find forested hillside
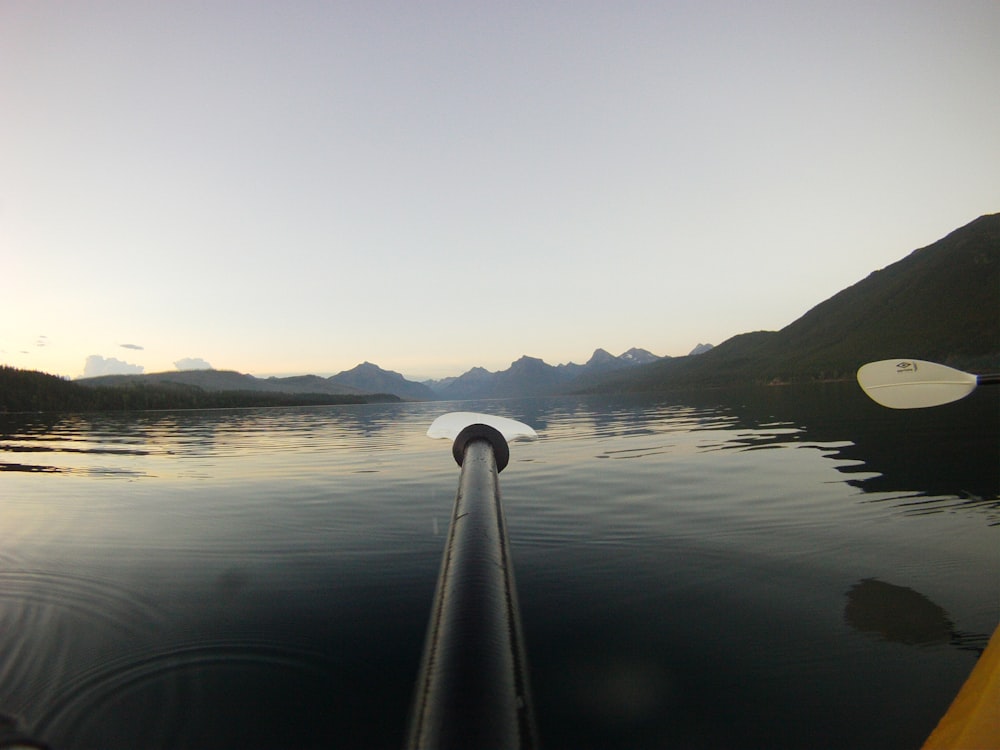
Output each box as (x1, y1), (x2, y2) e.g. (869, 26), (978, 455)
(0, 367), (393, 413)
(583, 213), (999, 392)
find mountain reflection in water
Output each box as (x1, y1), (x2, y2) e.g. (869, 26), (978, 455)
(681, 382), (999, 521)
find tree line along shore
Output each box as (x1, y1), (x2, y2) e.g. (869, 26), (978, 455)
(0, 366), (398, 414)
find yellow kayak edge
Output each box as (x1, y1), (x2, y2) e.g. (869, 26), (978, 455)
(921, 622), (1000, 750)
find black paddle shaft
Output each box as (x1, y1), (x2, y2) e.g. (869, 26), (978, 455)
(406, 426), (537, 750)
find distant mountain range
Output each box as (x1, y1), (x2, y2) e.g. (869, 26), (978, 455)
(70, 213), (999, 402)
(75, 347), (666, 401)
(423, 347), (663, 399)
(331, 362), (437, 401)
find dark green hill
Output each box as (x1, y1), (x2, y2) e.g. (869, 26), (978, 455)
(586, 213), (1000, 392)
(77, 369), (366, 396)
(0, 366), (395, 413)
(0, 367), (94, 412)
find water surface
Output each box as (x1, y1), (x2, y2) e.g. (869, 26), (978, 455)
(1, 384), (997, 748)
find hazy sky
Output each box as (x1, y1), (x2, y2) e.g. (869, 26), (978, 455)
(2, 1), (998, 380)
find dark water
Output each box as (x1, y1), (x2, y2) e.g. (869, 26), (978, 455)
(1, 383), (997, 749)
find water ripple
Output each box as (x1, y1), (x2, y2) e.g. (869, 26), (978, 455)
(35, 639), (341, 748)
(0, 568), (166, 633)
(859, 491), (1000, 526)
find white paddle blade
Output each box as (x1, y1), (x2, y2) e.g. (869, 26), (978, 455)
(427, 412), (538, 442)
(857, 359), (978, 409)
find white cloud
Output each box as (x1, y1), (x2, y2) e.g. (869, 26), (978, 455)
(120, 343), (144, 350)
(83, 355), (144, 377)
(174, 357), (212, 371)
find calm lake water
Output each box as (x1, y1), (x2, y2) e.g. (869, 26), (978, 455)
(1, 383), (997, 749)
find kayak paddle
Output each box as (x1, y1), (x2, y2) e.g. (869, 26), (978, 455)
(857, 359), (1000, 409)
(406, 412), (539, 750)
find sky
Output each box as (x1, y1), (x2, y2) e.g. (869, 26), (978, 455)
(2, 1), (998, 381)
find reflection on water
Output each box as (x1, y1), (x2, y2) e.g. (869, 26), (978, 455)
(3, 385), (996, 517)
(671, 383), (999, 523)
(845, 579), (988, 653)
(0, 384), (996, 749)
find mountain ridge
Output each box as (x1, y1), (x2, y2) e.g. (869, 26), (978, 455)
(28, 213), (1000, 404)
(72, 347), (664, 401)
(425, 348), (664, 399)
(76, 369), (367, 397)
(580, 212), (999, 393)
(329, 362), (437, 401)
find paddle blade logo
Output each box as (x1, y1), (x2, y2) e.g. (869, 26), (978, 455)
(895, 361), (917, 375)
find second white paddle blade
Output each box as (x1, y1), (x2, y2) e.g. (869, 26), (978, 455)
(857, 359), (977, 409)
(427, 412), (538, 442)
